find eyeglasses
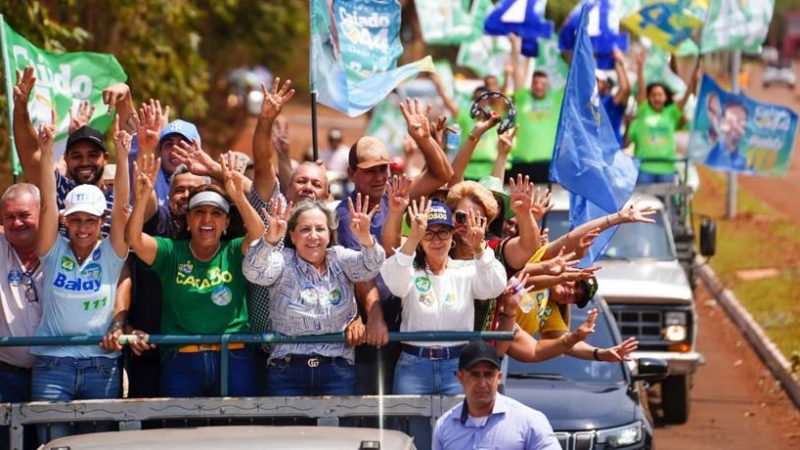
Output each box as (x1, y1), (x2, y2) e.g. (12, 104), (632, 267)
(21, 272), (38, 303)
(454, 210), (487, 225)
(423, 229), (453, 241)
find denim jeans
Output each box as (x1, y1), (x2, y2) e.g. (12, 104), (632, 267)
(636, 171), (677, 185)
(31, 356), (121, 444)
(0, 365), (38, 450)
(266, 355), (356, 396)
(160, 348), (257, 398)
(393, 352), (463, 450)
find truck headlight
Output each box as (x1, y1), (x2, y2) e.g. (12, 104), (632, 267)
(665, 311), (687, 326)
(596, 421), (643, 448)
(664, 312), (688, 341)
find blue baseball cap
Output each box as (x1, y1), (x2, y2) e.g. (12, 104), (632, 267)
(159, 119), (201, 145)
(427, 199), (454, 228)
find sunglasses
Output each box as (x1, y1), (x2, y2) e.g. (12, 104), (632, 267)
(22, 272), (38, 303)
(423, 229), (454, 241)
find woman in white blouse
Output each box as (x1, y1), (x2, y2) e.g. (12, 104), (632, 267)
(380, 198), (506, 396)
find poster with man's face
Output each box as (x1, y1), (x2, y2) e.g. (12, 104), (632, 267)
(688, 75), (797, 177)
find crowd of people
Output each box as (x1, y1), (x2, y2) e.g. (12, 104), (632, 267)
(0, 36), (699, 450)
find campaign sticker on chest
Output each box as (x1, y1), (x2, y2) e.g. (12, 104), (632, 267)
(414, 276), (432, 293)
(60, 257), (75, 272)
(443, 291), (457, 306)
(92, 248), (102, 261)
(178, 261), (194, 275)
(327, 287), (343, 306)
(300, 286), (320, 304)
(7, 270), (22, 287)
(419, 293), (436, 307)
(211, 285), (233, 306)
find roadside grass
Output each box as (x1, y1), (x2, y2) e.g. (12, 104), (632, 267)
(693, 166), (800, 361)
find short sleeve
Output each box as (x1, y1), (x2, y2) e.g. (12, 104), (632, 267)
(667, 103), (682, 126)
(149, 237), (175, 273)
(513, 89), (531, 106)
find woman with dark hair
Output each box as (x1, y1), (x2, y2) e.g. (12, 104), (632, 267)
(626, 49), (700, 184)
(126, 156), (264, 398)
(242, 195), (385, 396)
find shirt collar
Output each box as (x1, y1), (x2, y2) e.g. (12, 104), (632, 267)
(292, 247), (335, 279)
(457, 394), (508, 425)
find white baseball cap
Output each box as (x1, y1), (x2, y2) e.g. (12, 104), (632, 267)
(62, 184), (107, 217)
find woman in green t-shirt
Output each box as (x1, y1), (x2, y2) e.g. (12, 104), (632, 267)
(626, 51), (700, 184)
(126, 155), (265, 397)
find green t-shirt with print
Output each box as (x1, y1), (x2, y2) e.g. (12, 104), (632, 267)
(148, 237), (250, 359)
(628, 102), (682, 174)
(456, 110), (498, 180)
(511, 89), (564, 163)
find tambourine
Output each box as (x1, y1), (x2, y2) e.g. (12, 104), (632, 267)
(469, 91), (517, 134)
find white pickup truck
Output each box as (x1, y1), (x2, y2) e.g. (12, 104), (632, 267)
(545, 186), (714, 424)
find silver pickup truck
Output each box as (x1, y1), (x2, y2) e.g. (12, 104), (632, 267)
(546, 186), (714, 424)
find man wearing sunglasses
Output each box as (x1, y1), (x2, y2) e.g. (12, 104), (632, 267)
(0, 183), (43, 449)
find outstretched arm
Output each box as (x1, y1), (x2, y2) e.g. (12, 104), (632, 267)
(491, 125), (517, 179)
(510, 34), (527, 94)
(110, 116), (131, 258)
(430, 72), (460, 117)
(380, 175), (411, 257)
(400, 99), (454, 199)
(35, 120), (59, 257)
(125, 156), (160, 265)
(500, 176), (541, 270)
(612, 49), (632, 106)
(636, 49), (647, 106)
(12, 67), (42, 185)
(253, 78), (295, 200)
(220, 154), (266, 253)
(448, 111), (500, 186)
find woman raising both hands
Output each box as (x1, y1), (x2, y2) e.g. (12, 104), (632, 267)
(125, 154), (265, 398)
(242, 194), (386, 396)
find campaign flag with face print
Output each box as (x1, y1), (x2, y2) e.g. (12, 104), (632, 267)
(688, 75), (797, 176)
(1, 15), (127, 175)
(699, 0), (774, 54)
(311, 0), (433, 117)
(550, 5), (639, 266)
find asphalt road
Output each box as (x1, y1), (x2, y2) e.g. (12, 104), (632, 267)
(653, 282), (800, 449)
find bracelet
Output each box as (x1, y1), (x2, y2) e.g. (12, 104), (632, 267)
(109, 320), (126, 333)
(593, 348), (601, 361)
(468, 132), (480, 142)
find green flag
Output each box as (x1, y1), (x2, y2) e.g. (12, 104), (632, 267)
(1, 15), (127, 176)
(417, 0), (491, 45)
(700, 0), (774, 54)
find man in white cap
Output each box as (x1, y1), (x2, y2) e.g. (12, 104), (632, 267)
(319, 127), (349, 173)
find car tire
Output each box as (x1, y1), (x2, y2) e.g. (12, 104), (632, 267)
(661, 375), (690, 424)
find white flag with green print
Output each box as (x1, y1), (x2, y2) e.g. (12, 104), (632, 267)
(700, 0), (774, 54)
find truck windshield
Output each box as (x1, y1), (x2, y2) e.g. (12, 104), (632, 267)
(507, 305), (626, 383)
(542, 210), (674, 260)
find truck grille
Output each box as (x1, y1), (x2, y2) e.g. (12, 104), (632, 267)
(555, 431), (596, 450)
(613, 309), (663, 340)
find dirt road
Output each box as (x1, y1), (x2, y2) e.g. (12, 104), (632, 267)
(654, 283), (800, 449)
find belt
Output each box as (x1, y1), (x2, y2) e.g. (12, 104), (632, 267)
(281, 354), (340, 368)
(177, 343), (246, 353)
(401, 344), (462, 360)
(0, 360), (30, 372)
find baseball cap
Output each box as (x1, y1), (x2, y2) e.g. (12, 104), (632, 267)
(62, 184), (107, 217)
(349, 137), (391, 170)
(595, 69), (616, 85)
(159, 119), (201, 145)
(575, 277), (599, 308)
(459, 341), (501, 371)
(478, 176), (513, 219)
(188, 191), (230, 214)
(427, 199), (454, 228)
(66, 126), (107, 154)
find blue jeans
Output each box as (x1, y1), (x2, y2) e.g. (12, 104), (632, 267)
(636, 171), (676, 185)
(31, 356), (121, 444)
(0, 365), (37, 450)
(393, 352), (463, 450)
(266, 355), (356, 396)
(160, 348), (257, 398)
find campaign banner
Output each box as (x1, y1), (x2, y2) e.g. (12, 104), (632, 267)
(416, 0), (489, 45)
(688, 75), (798, 177)
(311, 0), (433, 117)
(1, 15), (127, 175)
(456, 35), (511, 80)
(700, 0), (774, 54)
(621, 0), (707, 53)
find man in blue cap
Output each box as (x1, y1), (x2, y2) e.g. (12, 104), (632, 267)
(145, 119), (202, 207)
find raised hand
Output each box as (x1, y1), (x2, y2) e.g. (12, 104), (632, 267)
(406, 196), (431, 244)
(36, 121), (56, 156)
(463, 208), (488, 253)
(134, 99), (169, 153)
(102, 83), (131, 115)
(174, 140), (220, 177)
(259, 77), (295, 124)
(497, 124), (518, 158)
(541, 247), (579, 276)
(502, 272), (532, 314)
(530, 187), (553, 222)
(386, 175), (411, 214)
(597, 336), (638, 362)
(578, 228), (602, 254)
(68, 101), (96, 133)
(400, 97), (432, 143)
(348, 193), (379, 248)
(271, 116), (290, 155)
(221, 154), (247, 202)
(562, 265), (601, 282)
(509, 174), (534, 216)
(13, 66), (36, 109)
(133, 155), (160, 201)
(111, 114), (132, 160)
(618, 204), (657, 224)
(263, 197), (291, 245)
(431, 115), (448, 151)
(572, 308), (598, 343)
(474, 110), (501, 135)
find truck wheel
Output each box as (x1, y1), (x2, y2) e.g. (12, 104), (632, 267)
(661, 375), (690, 424)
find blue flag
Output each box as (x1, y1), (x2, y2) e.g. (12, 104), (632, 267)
(484, 0), (554, 57)
(558, 0), (629, 70)
(549, 4), (639, 266)
(310, 0), (433, 117)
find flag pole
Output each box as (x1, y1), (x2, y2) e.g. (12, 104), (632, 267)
(309, 1), (319, 162)
(726, 49), (740, 219)
(0, 15), (20, 183)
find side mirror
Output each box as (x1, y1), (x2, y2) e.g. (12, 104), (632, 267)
(699, 218), (716, 257)
(632, 357), (669, 382)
